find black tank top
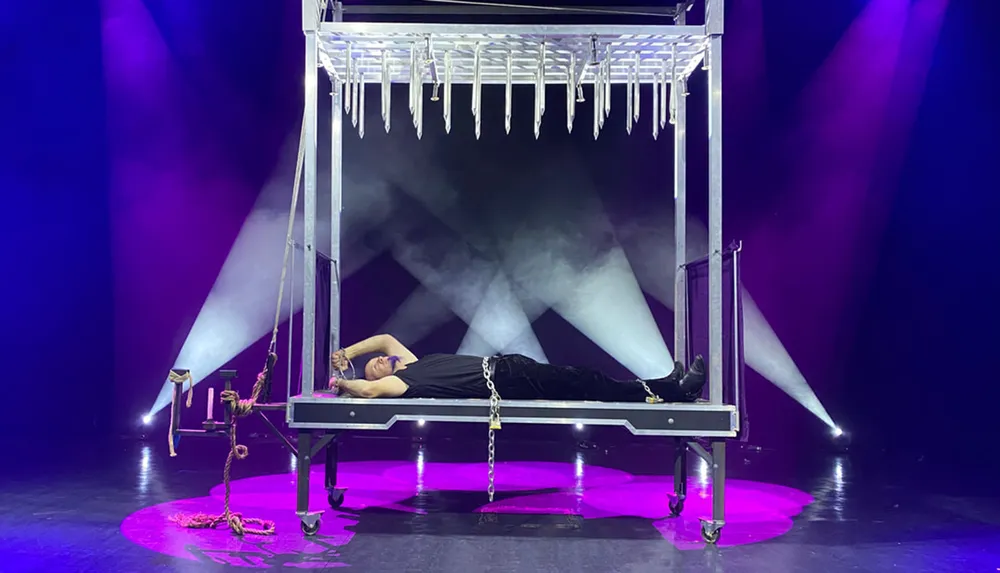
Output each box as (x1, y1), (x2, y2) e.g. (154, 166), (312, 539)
(397, 354), (489, 399)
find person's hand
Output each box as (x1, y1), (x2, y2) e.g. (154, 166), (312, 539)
(331, 349), (348, 372)
(328, 376), (340, 392)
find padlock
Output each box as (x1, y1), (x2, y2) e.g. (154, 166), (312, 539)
(490, 418), (502, 430)
(646, 396), (663, 404)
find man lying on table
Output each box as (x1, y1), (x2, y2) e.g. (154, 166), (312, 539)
(328, 333), (706, 403)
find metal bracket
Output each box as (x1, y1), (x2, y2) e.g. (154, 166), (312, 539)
(687, 441), (714, 466)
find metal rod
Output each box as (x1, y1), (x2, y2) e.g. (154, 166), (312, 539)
(351, 61), (359, 128)
(733, 243), (742, 426)
(539, 41), (546, 115)
(473, 42), (482, 139)
(444, 50), (452, 133)
(712, 440), (726, 528)
(626, 62), (633, 135)
(301, 31), (319, 398)
(603, 45), (611, 118)
(652, 71), (659, 140)
(286, 239), (294, 414)
(416, 78), (424, 139)
(358, 64), (366, 138)
(505, 49), (512, 134)
(707, 33), (723, 405)
(533, 57), (542, 139)
(669, 45), (678, 125)
(257, 410), (298, 455)
(330, 69), (343, 381)
(296, 431), (312, 517)
(566, 52), (575, 133)
(633, 51), (640, 122)
(660, 59), (668, 128)
(310, 433), (336, 458)
(409, 42), (417, 115)
(673, 73), (687, 366)
(382, 51), (391, 133)
(597, 60), (605, 129)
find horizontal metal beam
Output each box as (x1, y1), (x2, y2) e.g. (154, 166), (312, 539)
(320, 22), (706, 37)
(340, 4), (679, 18)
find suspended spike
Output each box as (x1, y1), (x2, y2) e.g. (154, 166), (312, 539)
(345, 43), (352, 114)
(416, 80), (423, 139)
(444, 50), (452, 134)
(505, 49), (512, 134)
(633, 52), (640, 122)
(652, 73), (659, 140)
(660, 59), (668, 129)
(597, 62), (605, 129)
(566, 52), (575, 134)
(473, 42), (482, 139)
(382, 51), (391, 133)
(604, 45), (611, 118)
(351, 64), (359, 128)
(359, 68), (366, 139)
(626, 63), (633, 135)
(533, 60), (542, 138)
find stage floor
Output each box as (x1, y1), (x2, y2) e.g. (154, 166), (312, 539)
(1, 433), (998, 572)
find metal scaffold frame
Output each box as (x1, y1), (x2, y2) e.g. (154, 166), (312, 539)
(288, 0), (730, 543)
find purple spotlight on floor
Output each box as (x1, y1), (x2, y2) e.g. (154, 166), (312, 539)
(120, 461), (814, 566)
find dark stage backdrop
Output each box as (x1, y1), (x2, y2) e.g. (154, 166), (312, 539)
(10, 1), (994, 461)
(0, 2), (113, 437)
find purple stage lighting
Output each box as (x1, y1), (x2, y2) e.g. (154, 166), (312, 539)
(121, 460), (814, 567)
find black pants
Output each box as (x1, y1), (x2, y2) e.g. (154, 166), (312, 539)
(491, 354), (689, 402)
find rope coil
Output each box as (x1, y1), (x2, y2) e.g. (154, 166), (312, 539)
(170, 356), (277, 536)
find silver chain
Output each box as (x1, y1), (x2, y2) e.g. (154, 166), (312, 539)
(640, 380), (663, 404)
(482, 357), (501, 502)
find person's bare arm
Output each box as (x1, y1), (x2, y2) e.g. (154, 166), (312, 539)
(335, 376), (408, 398)
(336, 334), (418, 367)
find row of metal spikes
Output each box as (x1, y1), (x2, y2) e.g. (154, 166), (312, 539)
(337, 43), (691, 140)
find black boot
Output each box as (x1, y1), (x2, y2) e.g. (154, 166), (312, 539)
(678, 355), (706, 400)
(642, 361), (688, 402)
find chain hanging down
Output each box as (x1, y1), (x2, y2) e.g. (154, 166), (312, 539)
(483, 357), (502, 502)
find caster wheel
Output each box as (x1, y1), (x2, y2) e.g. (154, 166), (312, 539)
(301, 520), (321, 536)
(328, 489), (345, 509)
(668, 497), (684, 517)
(701, 526), (721, 544)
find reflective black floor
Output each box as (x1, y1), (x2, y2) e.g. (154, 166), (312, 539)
(1, 429), (998, 572)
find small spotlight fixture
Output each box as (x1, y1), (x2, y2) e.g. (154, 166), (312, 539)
(832, 426), (844, 438)
(417, 419), (426, 427)
(142, 414), (153, 425)
(575, 423), (584, 431)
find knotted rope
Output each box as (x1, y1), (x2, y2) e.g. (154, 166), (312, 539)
(167, 370), (193, 458)
(169, 355), (277, 536)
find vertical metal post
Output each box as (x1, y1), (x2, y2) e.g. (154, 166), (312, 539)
(330, 20), (343, 367)
(672, 32), (688, 366)
(296, 431), (313, 516)
(711, 440), (726, 528)
(302, 30), (319, 398)
(706, 0), (724, 405)
(672, 438), (688, 507)
(325, 434), (340, 492)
